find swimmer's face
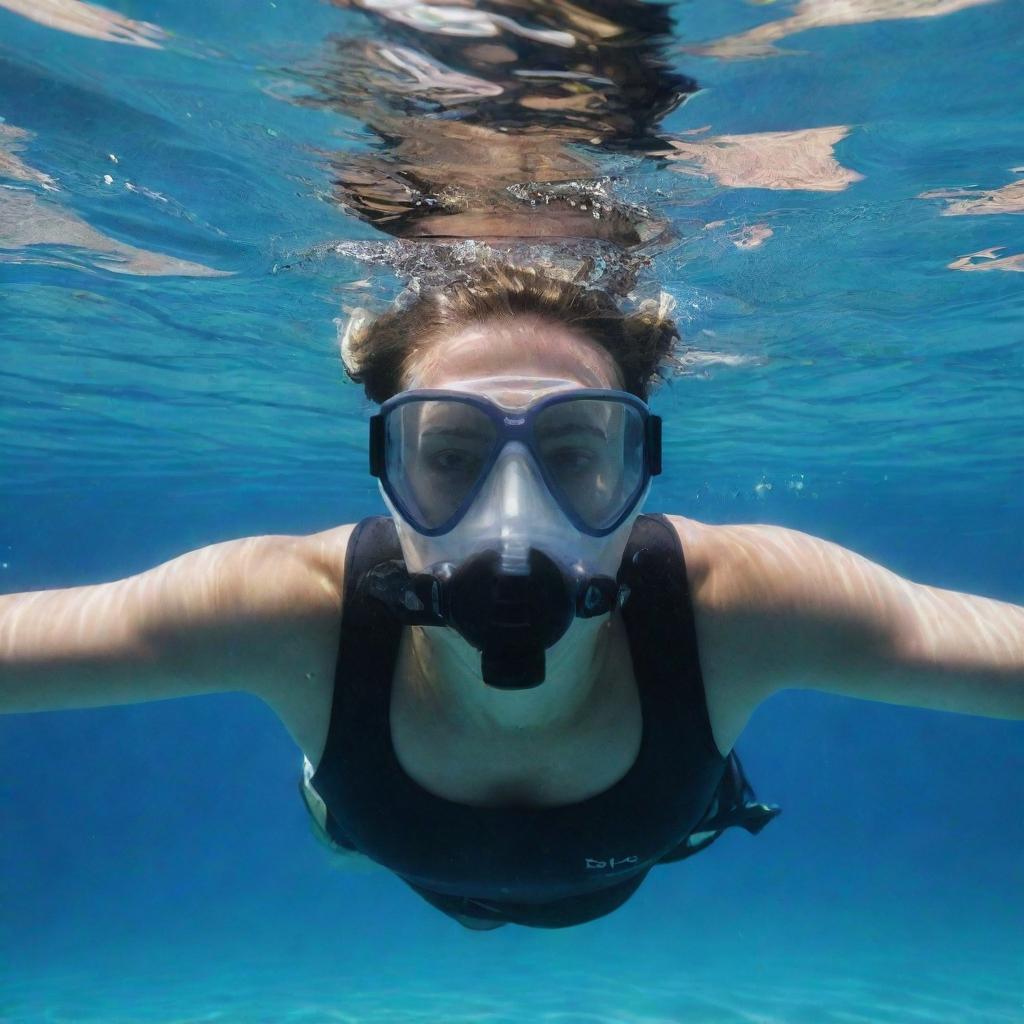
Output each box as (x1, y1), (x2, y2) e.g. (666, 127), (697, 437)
(404, 315), (624, 397)
(382, 314), (650, 591)
(395, 318), (631, 532)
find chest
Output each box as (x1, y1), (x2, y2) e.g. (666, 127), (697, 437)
(387, 622), (643, 808)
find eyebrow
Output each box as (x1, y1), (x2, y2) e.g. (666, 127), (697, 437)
(538, 422), (608, 441)
(422, 422), (608, 443)
(421, 427), (493, 440)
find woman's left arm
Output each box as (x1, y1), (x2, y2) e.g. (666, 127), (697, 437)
(685, 520), (1024, 720)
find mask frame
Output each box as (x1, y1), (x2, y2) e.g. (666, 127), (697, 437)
(369, 388), (662, 538)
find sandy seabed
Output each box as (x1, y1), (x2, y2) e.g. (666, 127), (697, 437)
(2, 947), (1021, 1024)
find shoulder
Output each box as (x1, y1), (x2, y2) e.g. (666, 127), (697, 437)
(657, 515), (780, 753)
(284, 522), (357, 605)
(211, 523), (355, 624)
(657, 513), (749, 651)
(659, 513), (753, 611)
(661, 514), (825, 612)
(662, 515), (882, 623)
(251, 521), (361, 659)
(242, 524), (357, 759)
(659, 514), (715, 586)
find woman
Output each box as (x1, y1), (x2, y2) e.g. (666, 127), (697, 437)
(2, 264), (1021, 930)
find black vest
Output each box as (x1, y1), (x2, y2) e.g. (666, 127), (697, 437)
(308, 514), (779, 928)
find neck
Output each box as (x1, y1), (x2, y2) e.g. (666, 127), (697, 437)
(405, 614), (617, 736)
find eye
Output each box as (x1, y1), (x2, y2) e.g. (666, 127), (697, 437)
(427, 448), (484, 474)
(547, 447), (597, 474)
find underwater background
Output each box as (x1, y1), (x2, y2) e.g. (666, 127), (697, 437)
(1, 0), (1022, 1020)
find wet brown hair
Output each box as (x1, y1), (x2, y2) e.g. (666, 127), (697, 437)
(341, 264), (679, 404)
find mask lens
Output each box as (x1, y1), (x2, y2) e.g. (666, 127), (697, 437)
(533, 398), (646, 532)
(385, 399), (498, 531)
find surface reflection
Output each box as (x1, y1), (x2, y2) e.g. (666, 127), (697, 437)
(292, 0), (697, 251)
(920, 173), (1024, 216)
(657, 125), (863, 192)
(0, 0), (166, 47)
(686, 0), (996, 60)
(0, 123), (229, 277)
(949, 247), (1024, 272)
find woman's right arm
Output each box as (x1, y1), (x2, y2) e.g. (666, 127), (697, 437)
(0, 530), (348, 715)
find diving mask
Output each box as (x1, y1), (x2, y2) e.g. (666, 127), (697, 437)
(366, 379), (662, 689)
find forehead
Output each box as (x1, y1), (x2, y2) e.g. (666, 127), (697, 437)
(405, 315), (622, 391)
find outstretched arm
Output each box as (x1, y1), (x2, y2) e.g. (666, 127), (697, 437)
(0, 531), (345, 715)
(682, 519), (1024, 721)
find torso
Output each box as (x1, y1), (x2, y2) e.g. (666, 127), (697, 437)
(262, 516), (758, 807)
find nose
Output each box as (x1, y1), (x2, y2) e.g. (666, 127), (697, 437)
(489, 442), (550, 528)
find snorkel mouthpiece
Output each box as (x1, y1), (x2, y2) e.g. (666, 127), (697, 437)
(365, 549), (622, 690)
(450, 548), (566, 690)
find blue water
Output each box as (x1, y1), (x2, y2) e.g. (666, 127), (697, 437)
(1, 0), (1022, 1021)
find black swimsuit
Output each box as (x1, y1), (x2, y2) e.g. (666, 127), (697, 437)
(306, 514), (779, 928)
